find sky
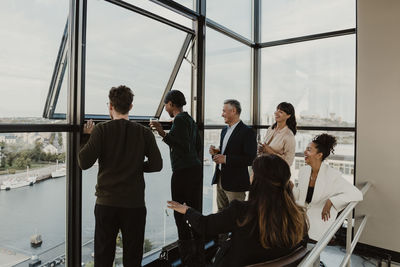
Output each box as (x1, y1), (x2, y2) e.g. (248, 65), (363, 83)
(0, 0), (356, 125)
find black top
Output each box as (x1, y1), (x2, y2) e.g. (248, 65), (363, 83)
(163, 112), (202, 171)
(184, 200), (307, 267)
(79, 119), (163, 208)
(306, 186), (315, 204)
(211, 121), (257, 192)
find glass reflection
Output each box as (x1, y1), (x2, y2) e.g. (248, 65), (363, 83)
(85, 0), (187, 116)
(207, 0), (252, 39)
(262, 0), (355, 42)
(0, 132), (66, 265)
(0, 0), (68, 123)
(260, 35), (356, 127)
(205, 28), (251, 125)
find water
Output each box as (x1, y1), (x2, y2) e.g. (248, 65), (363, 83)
(0, 140), (215, 261)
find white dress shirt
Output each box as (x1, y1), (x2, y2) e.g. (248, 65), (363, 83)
(218, 120), (240, 170)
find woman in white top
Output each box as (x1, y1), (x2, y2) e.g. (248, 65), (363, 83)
(292, 134), (363, 241)
(259, 102), (296, 166)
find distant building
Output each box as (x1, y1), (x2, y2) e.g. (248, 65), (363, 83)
(43, 144), (58, 155)
(4, 135), (17, 144)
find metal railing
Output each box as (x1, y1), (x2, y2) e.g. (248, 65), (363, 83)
(299, 182), (372, 267)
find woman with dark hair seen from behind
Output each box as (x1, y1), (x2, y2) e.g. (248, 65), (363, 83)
(168, 155), (308, 267)
(292, 133), (363, 242)
(150, 90), (203, 266)
(259, 102), (296, 166)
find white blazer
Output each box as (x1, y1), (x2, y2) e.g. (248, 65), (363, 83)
(293, 163), (363, 241)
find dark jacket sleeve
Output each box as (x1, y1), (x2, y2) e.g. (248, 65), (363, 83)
(226, 127), (257, 167)
(78, 126), (102, 170)
(163, 117), (190, 152)
(143, 129), (163, 173)
(184, 200), (240, 238)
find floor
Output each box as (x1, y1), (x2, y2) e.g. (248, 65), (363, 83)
(321, 245), (383, 267)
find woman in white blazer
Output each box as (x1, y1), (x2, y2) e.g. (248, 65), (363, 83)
(292, 133), (363, 241)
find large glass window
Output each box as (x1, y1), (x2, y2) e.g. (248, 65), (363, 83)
(159, 56), (193, 121)
(207, 0), (252, 39)
(260, 35), (356, 127)
(85, 0), (188, 116)
(0, 1), (68, 123)
(293, 130), (355, 184)
(203, 130), (221, 214)
(205, 28), (251, 125)
(0, 132), (66, 266)
(261, 0), (356, 42)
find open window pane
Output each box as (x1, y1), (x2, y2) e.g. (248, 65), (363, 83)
(260, 35), (356, 127)
(205, 28), (251, 125)
(207, 0), (252, 40)
(0, 1), (68, 123)
(85, 0), (188, 117)
(262, 0), (356, 42)
(0, 132), (66, 266)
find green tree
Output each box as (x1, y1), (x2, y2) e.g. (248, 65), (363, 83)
(49, 133), (56, 145)
(143, 239), (153, 253)
(57, 152), (66, 162)
(32, 141), (43, 162)
(58, 132), (63, 147)
(14, 156), (31, 169)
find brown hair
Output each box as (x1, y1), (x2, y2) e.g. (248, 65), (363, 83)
(108, 85), (134, 114)
(239, 155), (308, 248)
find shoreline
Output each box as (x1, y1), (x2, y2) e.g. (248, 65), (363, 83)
(0, 164), (64, 187)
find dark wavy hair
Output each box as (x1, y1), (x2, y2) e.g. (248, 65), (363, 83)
(164, 90), (186, 108)
(272, 102), (297, 135)
(239, 155), (308, 249)
(312, 133), (337, 161)
(108, 85), (134, 114)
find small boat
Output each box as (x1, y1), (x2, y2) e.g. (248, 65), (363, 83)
(51, 167), (66, 178)
(30, 233), (42, 248)
(51, 160), (66, 178)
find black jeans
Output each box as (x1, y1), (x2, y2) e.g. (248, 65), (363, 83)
(94, 204), (146, 267)
(171, 165), (203, 240)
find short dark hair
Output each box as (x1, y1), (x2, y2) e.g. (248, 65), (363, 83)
(108, 85), (134, 114)
(164, 90), (186, 108)
(312, 133), (337, 161)
(224, 99), (241, 114)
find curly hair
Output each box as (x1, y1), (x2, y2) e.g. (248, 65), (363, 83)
(108, 85), (134, 114)
(312, 133), (337, 161)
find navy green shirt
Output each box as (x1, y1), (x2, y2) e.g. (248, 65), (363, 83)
(78, 119), (163, 208)
(163, 112), (202, 171)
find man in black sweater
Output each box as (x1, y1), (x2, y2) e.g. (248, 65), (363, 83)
(79, 85), (162, 267)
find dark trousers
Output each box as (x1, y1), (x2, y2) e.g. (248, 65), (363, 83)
(94, 204), (146, 267)
(171, 165), (203, 240)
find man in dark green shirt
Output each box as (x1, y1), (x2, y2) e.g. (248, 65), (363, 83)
(79, 85), (162, 267)
(150, 90), (203, 266)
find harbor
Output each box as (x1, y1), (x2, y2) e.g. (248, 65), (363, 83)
(0, 164), (66, 191)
